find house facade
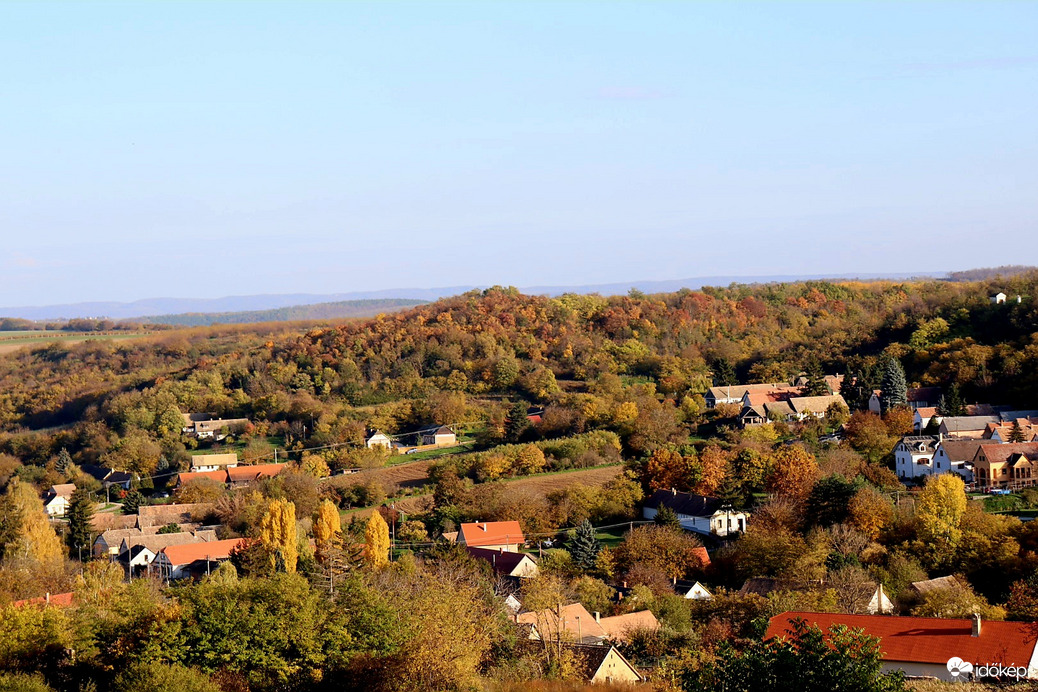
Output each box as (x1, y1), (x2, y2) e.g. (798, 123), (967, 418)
(420, 425), (457, 447)
(189, 453), (239, 472)
(972, 442), (1038, 490)
(154, 538), (247, 581)
(365, 430), (393, 449)
(642, 489), (748, 537)
(894, 436), (940, 481)
(43, 484), (76, 517)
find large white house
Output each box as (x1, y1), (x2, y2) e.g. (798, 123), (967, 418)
(642, 489), (748, 537)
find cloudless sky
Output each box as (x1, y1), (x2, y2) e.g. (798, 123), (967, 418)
(1, 1), (1036, 305)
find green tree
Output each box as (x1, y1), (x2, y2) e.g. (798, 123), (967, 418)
(1009, 420), (1026, 443)
(806, 475), (858, 527)
(653, 505), (681, 528)
(683, 618), (907, 692)
(121, 489), (145, 515)
(569, 519), (602, 570)
(158, 522), (180, 534)
(54, 448), (73, 476)
(504, 401), (530, 443)
(112, 662), (221, 692)
(713, 358), (738, 387)
(937, 383), (966, 417)
(66, 488), (95, 559)
(879, 358), (907, 413)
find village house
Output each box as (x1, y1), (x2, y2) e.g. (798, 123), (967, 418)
(939, 416), (1001, 439)
(563, 643), (642, 684)
(932, 438), (998, 483)
(80, 464), (134, 491)
(971, 442), (1038, 491)
(893, 436), (939, 481)
(43, 483), (76, 517)
(680, 581), (713, 600)
(181, 413), (250, 440)
(705, 383), (799, 409)
(869, 386), (943, 414)
(118, 530), (219, 576)
(597, 610), (660, 642)
(364, 430), (393, 449)
(227, 462), (286, 487)
(913, 407), (940, 432)
(767, 611), (1038, 681)
(909, 575), (961, 597)
(137, 502), (214, 529)
(465, 546), (539, 579)
(11, 592), (75, 608)
(519, 602), (607, 644)
(457, 521), (525, 551)
(92, 526), (162, 557)
(642, 489), (748, 537)
(984, 418), (1038, 443)
(154, 538), (248, 581)
(420, 425), (457, 447)
(189, 453), (239, 472)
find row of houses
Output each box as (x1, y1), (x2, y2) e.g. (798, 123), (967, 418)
(895, 435), (1038, 489)
(181, 413), (250, 440)
(176, 462), (286, 489)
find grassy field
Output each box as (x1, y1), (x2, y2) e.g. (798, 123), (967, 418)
(0, 330), (152, 354)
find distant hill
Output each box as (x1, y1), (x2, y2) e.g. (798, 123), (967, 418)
(0, 272), (951, 320)
(947, 266), (1038, 282)
(135, 299), (428, 327)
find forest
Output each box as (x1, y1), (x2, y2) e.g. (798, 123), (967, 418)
(2, 273), (1038, 691)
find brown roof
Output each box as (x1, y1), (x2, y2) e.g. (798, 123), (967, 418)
(915, 407), (938, 417)
(464, 546), (536, 575)
(767, 611), (1038, 668)
(90, 513), (138, 532)
(909, 575), (961, 595)
(563, 643), (640, 682)
(459, 521), (525, 548)
(517, 603), (607, 642)
(137, 502), (215, 528)
(937, 438), (999, 463)
(48, 483), (76, 498)
(976, 442), (1038, 465)
(120, 530), (218, 556)
(598, 610), (660, 641)
(189, 453), (239, 469)
(160, 538), (247, 566)
(177, 470), (227, 485)
(790, 395), (847, 415)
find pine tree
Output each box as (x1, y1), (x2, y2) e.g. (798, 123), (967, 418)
(66, 488), (95, 559)
(654, 505), (681, 528)
(803, 359), (830, 396)
(938, 383), (966, 417)
(569, 519), (602, 570)
(713, 359), (738, 387)
(504, 401), (529, 443)
(364, 511), (390, 569)
(880, 358), (908, 413)
(121, 489), (144, 515)
(1009, 420), (1026, 443)
(55, 448), (73, 475)
(260, 499), (298, 573)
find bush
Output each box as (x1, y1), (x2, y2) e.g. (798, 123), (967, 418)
(113, 662), (221, 692)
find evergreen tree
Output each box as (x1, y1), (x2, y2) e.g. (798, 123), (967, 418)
(715, 469), (746, 510)
(55, 448), (73, 475)
(803, 359), (830, 396)
(1009, 420), (1026, 443)
(66, 488), (95, 559)
(938, 383), (966, 416)
(504, 401), (529, 443)
(879, 358), (908, 413)
(569, 519), (602, 570)
(121, 489), (144, 515)
(713, 358), (738, 387)
(654, 505), (681, 528)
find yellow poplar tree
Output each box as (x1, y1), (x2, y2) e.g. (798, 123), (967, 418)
(364, 511), (390, 569)
(313, 499), (342, 565)
(2, 480), (64, 566)
(260, 499), (298, 573)
(917, 474), (967, 554)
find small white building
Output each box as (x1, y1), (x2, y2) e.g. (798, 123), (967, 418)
(365, 430), (393, 449)
(683, 582), (714, 600)
(43, 484), (76, 517)
(894, 436), (940, 481)
(992, 292), (1008, 304)
(189, 453), (239, 473)
(642, 489), (748, 537)
(420, 425), (457, 447)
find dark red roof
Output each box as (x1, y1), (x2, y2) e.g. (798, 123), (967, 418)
(11, 592), (75, 608)
(465, 546), (534, 574)
(766, 612), (1038, 667)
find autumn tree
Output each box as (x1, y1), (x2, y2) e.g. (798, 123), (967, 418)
(848, 486), (894, 540)
(691, 445), (733, 496)
(613, 525), (706, 581)
(639, 448), (700, 492)
(514, 444), (546, 475)
(765, 445), (819, 500)
(916, 474), (967, 566)
(260, 499), (298, 573)
(364, 511), (390, 569)
(0, 480), (64, 567)
(313, 499), (342, 565)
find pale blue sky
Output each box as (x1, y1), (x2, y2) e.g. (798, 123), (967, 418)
(1, 1), (1036, 304)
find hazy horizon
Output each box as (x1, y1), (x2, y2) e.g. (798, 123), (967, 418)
(2, 2), (1036, 305)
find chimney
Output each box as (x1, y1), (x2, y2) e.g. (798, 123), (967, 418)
(594, 611), (601, 623)
(971, 613), (982, 637)
(479, 523), (487, 531)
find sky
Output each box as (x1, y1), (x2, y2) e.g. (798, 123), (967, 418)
(1, 1), (1036, 305)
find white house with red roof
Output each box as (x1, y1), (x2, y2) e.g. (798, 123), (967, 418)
(154, 538), (247, 580)
(767, 611), (1038, 682)
(457, 521), (524, 551)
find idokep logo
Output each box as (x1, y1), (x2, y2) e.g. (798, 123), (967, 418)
(946, 657), (973, 678)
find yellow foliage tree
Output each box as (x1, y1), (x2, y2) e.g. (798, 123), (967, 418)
(765, 445), (819, 500)
(848, 486), (894, 540)
(475, 453), (510, 481)
(313, 499), (341, 565)
(299, 453), (330, 479)
(364, 511), (390, 569)
(917, 474), (967, 559)
(514, 444), (546, 475)
(1, 480), (64, 567)
(260, 499), (298, 573)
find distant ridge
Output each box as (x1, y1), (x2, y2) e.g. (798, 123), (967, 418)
(136, 298), (429, 327)
(0, 272), (946, 320)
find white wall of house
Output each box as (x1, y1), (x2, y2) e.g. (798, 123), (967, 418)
(932, 447), (975, 483)
(642, 507), (747, 536)
(45, 497), (69, 517)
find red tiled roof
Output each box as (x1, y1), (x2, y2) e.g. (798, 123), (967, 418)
(693, 546), (711, 567)
(598, 610), (660, 641)
(160, 538), (248, 566)
(766, 612), (1038, 667)
(459, 521), (525, 548)
(465, 546), (535, 575)
(177, 470), (227, 485)
(11, 592), (75, 608)
(226, 463), (286, 483)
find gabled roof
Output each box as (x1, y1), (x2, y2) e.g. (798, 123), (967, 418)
(159, 538), (247, 566)
(766, 611), (1038, 668)
(517, 602), (607, 642)
(189, 453), (239, 469)
(915, 407), (938, 418)
(941, 416), (1000, 432)
(936, 438), (1000, 462)
(465, 546), (536, 575)
(177, 470), (227, 485)
(598, 610), (660, 641)
(459, 521), (525, 548)
(897, 436), (938, 453)
(48, 483), (76, 498)
(975, 442), (1038, 465)
(90, 513), (138, 532)
(120, 529), (218, 557)
(789, 395), (847, 415)
(910, 575), (961, 595)
(563, 643), (640, 682)
(645, 489), (723, 517)
(226, 463), (286, 483)
(137, 502), (214, 528)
